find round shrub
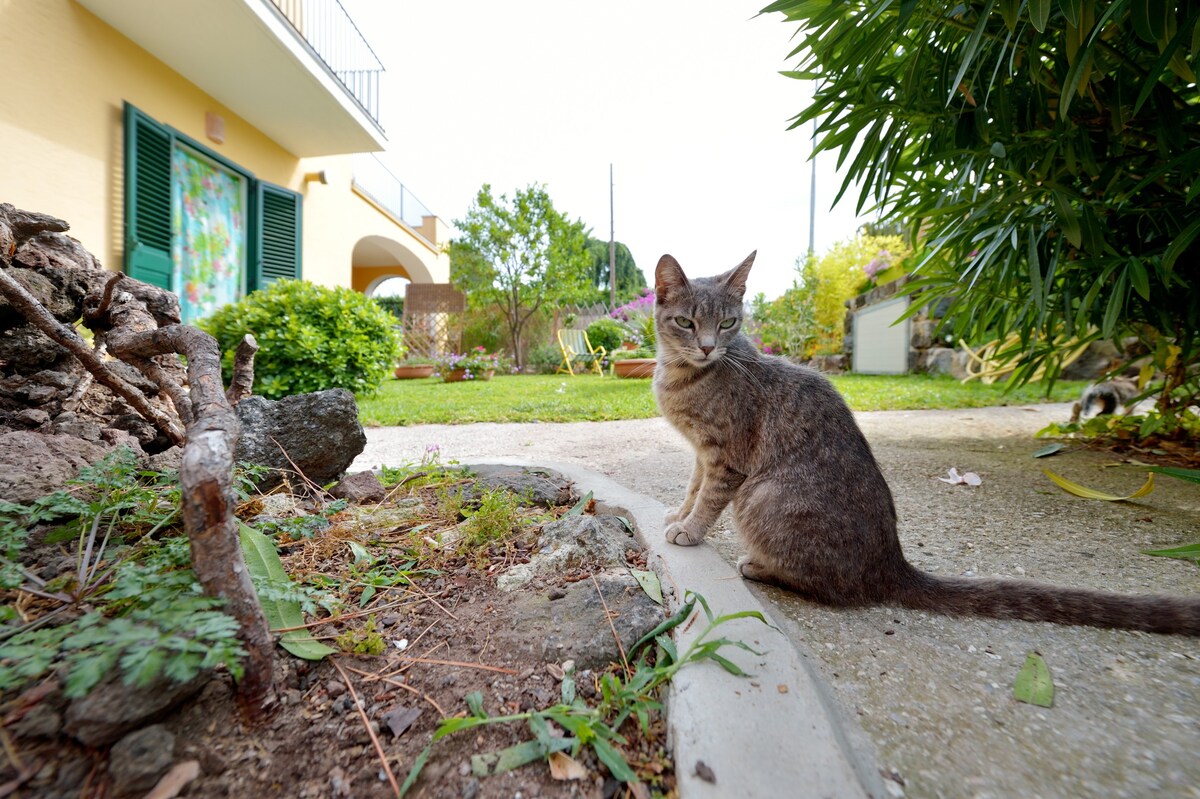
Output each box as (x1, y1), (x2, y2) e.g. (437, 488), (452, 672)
(585, 317), (626, 353)
(201, 279), (402, 400)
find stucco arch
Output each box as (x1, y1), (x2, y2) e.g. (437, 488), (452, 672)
(350, 234), (438, 295)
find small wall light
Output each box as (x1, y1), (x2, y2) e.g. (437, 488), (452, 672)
(304, 171), (328, 185)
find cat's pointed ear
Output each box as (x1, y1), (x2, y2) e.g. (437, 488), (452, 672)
(720, 251), (756, 298)
(655, 254), (689, 304)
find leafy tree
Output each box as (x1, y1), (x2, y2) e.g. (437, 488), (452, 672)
(585, 237), (647, 305)
(752, 235), (910, 357)
(767, 0), (1200, 415)
(450, 185), (592, 369)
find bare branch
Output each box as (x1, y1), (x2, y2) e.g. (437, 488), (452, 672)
(0, 267), (186, 446)
(225, 334), (259, 406)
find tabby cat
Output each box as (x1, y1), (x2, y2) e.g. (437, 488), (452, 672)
(653, 252), (1199, 635)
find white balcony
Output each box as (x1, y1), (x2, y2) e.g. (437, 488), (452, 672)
(76, 0), (386, 156)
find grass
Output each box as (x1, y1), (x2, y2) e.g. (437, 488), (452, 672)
(357, 372), (1088, 427)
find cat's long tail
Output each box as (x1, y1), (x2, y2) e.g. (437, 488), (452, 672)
(892, 566), (1200, 635)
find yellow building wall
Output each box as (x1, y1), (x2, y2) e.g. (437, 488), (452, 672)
(0, 0), (447, 291)
(0, 0), (302, 274)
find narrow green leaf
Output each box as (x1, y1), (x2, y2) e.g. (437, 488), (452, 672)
(1053, 191), (1082, 249)
(629, 598), (695, 655)
(1147, 466), (1200, 484)
(347, 541), (371, 564)
(1043, 470), (1155, 501)
(1028, 0), (1051, 31)
(1162, 217), (1200, 272)
(1013, 652), (1055, 707)
(1127, 257), (1151, 301)
(1060, 0), (1083, 28)
(630, 569), (663, 605)
(1032, 443), (1066, 458)
(1101, 269), (1128, 340)
(400, 743), (432, 797)
(564, 491), (593, 517)
(466, 690), (486, 718)
(238, 522), (336, 660)
(1141, 542), (1200, 565)
(591, 737), (637, 782)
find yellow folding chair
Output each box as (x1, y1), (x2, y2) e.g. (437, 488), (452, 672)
(556, 329), (607, 376)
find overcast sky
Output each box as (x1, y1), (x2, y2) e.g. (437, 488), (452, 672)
(343, 0), (867, 300)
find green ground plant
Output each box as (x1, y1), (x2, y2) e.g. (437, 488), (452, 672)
(400, 590), (771, 795)
(0, 450), (246, 697)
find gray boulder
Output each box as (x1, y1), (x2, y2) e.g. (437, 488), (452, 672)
(235, 388), (366, 488)
(0, 431), (108, 504)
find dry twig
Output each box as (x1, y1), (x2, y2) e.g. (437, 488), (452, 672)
(333, 660), (401, 797)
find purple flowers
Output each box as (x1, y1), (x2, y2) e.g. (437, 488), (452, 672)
(862, 249), (892, 282)
(434, 347), (511, 381)
(610, 288), (656, 322)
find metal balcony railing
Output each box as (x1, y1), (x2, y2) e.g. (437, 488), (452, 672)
(352, 154), (436, 234)
(268, 0), (384, 129)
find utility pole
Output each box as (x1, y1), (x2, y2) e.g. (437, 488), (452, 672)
(808, 117), (817, 255)
(609, 163), (616, 308)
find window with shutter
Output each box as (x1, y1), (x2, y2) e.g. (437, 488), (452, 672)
(251, 182), (303, 291)
(123, 103), (173, 289)
(123, 103), (304, 313)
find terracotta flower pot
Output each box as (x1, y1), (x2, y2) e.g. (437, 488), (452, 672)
(394, 364), (435, 379)
(443, 368), (495, 383)
(613, 358), (655, 378)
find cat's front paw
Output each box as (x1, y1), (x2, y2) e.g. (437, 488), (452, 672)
(736, 555), (771, 582)
(665, 521), (705, 546)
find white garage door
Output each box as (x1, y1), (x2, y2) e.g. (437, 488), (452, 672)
(852, 296), (910, 374)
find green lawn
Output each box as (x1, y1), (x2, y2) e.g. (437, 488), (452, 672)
(357, 372), (1087, 426)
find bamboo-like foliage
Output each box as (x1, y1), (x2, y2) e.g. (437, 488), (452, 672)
(766, 0), (1200, 406)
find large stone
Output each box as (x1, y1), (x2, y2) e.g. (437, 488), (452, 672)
(468, 464), (576, 508)
(505, 570), (665, 670)
(64, 673), (206, 747)
(330, 470), (386, 504)
(108, 724), (176, 797)
(235, 389), (366, 488)
(498, 514), (638, 591)
(0, 431), (108, 504)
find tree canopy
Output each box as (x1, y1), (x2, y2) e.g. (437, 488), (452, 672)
(766, 0), (1200, 414)
(449, 184), (592, 369)
(585, 237), (647, 305)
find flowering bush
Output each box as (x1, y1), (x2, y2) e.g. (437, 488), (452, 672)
(610, 288), (655, 322)
(434, 347), (512, 381)
(609, 288), (657, 352)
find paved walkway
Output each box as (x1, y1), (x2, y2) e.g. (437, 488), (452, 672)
(353, 403), (1200, 798)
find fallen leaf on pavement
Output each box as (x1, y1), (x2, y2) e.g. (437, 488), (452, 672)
(1043, 469), (1154, 501)
(1013, 652), (1054, 708)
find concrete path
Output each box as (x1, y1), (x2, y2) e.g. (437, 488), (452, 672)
(352, 403), (1200, 798)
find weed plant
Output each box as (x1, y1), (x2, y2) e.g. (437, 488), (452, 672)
(400, 591), (772, 794)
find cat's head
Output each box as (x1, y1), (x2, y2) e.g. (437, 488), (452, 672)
(654, 252), (755, 369)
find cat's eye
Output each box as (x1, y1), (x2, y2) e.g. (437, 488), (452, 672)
(719, 318), (737, 329)
(674, 316), (694, 329)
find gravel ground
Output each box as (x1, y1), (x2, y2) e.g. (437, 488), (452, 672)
(353, 402), (1200, 799)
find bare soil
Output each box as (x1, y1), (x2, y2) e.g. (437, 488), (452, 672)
(3, 475), (674, 799)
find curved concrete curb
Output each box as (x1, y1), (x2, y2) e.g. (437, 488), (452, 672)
(462, 458), (885, 799)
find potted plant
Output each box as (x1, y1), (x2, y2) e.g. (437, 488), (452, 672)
(609, 293), (657, 377)
(610, 348), (656, 378)
(435, 347), (511, 383)
(393, 356), (437, 379)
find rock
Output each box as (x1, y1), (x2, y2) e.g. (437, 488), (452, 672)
(506, 570), (664, 670)
(0, 324), (71, 372)
(468, 464), (576, 508)
(920, 347), (968, 379)
(64, 673), (206, 747)
(49, 412), (103, 442)
(13, 408), (50, 427)
(108, 724), (176, 797)
(235, 389), (367, 489)
(0, 431), (108, 503)
(9, 702), (63, 738)
(498, 514), (636, 591)
(330, 471), (386, 504)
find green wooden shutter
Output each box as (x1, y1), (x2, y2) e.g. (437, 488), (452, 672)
(250, 182), (302, 291)
(123, 103), (173, 289)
